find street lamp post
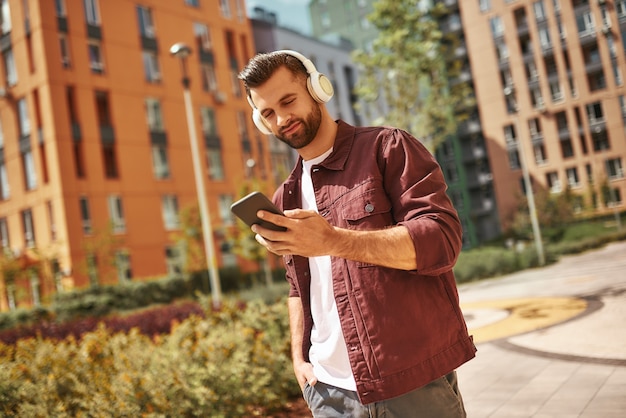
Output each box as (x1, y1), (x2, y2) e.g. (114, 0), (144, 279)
(170, 42), (221, 308)
(515, 116), (545, 266)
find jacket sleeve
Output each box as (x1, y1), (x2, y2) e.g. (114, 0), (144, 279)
(381, 128), (463, 276)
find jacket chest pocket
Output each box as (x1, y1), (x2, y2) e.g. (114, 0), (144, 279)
(340, 188), (393, 230)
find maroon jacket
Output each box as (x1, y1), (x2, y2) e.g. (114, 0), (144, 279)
(274, 120), (476, 404)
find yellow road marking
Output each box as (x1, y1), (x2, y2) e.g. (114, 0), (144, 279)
(462, 297), (588, 344)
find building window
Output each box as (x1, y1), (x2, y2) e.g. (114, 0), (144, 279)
(608, 34), (618, 58)
(102, 143), (118, 178)
(613, 62), (623, 86)
(218, 194), (234, 225)
(59, 34), (71, 68)
(185, 0), (199, 7)
(22, 149), (37, 190)
(200, 106), (217, 135)
(80, 196), (92, 234)
(1, 0), (11, 34)
(151, 144), (170, 179)
(22, 208), (35, 248)
(0, 217), (9, 250)
(566, 167), (580, 188)
(587, 102), (604, 123)
(73, 140), (86, 178)
(206, 148), (224, 181)
(531, 88), (544, 109)
(161, 195), (179, 230)
(533, 1), (546, 22)
(142, 51), (161, 82)
(237, 110), (251, 163)
(201, 106), (224, 180)
(504, 124), (517, 145)
(235, 0), (245, 21)
(136, 5), (155, 38)
(194, 23), (212, 51)
(200, 63), (217, 92)
(83, 0), (100, 25)
(604, 187), (622, 207)
(479, 0), (491, 12)
(546, 171), (561, 193)
(115, 251), (132, 282)
(165, 245), (184, 276)
(534, 143), (547, 164)
(4, 49), (17, 86)
(528, 118), (542, 137)
(145, 98), (164, 132)
(107, 195), (126, 233)
(0, 161), (9, 200)
(17, 98), (30, 137)
(561, 138), (574, 158)
(576, 12), (594, 35)
(88, 41), (104, 73)
(620, 95), (626, 118)
(55, 0), (66, 17)
(508, 149), (521, 170)
(219, 0), (231, 18)
(618, 0), (626, 17)
(550, 81), (563, 102)
(490, 16), (504, 38)
(538, 27), (552, 49)
(556, 15), (566, 39)
(607, 158), (624, 179)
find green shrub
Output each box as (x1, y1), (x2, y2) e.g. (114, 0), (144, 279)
(0, 299), (298, 417)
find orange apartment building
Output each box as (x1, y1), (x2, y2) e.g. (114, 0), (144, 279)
(460, 0), (626, 230)
(0, 0), (293, 311)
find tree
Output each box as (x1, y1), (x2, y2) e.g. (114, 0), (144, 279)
(79, 223), (124, 287)
(352, 0), (470, 151)
(510, 188), (575, 242)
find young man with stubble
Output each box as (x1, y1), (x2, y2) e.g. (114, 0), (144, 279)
(238, 50), (476, 418)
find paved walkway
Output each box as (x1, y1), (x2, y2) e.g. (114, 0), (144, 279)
(457, 240), (626, 417)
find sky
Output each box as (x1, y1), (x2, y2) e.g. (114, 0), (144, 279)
(246, 0), (312, 35)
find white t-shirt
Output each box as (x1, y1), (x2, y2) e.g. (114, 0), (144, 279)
(301, 148), (356, 391)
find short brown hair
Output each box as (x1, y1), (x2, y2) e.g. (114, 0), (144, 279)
(238, 51), (308, 97)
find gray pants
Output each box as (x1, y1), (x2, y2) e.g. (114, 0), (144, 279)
(303, 371), (466, 418)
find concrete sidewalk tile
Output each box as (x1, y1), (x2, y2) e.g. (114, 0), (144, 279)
(456, 242), (626, 417)
(537, 364), (617, 415)
(582, 370), (626, 415)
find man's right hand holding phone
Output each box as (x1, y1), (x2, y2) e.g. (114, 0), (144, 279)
(252, 209), (337, 259)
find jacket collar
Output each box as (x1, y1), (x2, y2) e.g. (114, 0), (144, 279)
(281, 120), (355, 209)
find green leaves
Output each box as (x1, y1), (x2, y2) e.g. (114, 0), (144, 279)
(353, 0), (469, 151)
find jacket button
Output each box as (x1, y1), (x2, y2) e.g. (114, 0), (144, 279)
(365, 203), (374, 213)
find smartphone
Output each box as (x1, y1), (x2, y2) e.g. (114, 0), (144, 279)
(230, 191), (286, 231)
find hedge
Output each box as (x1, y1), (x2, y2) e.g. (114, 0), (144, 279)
(0, 298), (299, 417)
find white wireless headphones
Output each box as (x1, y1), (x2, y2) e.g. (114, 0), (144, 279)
(247, 50), (335, 135)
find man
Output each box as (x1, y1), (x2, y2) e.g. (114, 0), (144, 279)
(238, 50), (476, 418)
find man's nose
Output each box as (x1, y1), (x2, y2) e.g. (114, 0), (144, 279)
(276, 111), (291, 127)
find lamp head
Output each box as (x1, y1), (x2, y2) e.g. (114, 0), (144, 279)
(169, 42), (192, 58)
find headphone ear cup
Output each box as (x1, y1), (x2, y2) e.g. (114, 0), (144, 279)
(307, 71), (334, 103)
(252, 109), (273, 135)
